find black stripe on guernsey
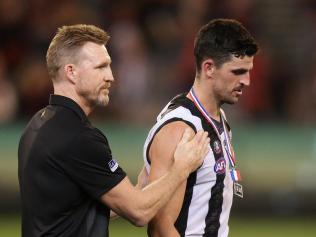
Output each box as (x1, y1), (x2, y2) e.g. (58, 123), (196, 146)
(146, 118), (196, 165)
(203, 114), (225, 237)
(172, 94), (225, 237)
(174, 171), (197, 236)
(203, 175), (224, 237)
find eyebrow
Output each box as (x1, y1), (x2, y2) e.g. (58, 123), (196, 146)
(231, 69), (248, 75)
(94, 60), (111, 69)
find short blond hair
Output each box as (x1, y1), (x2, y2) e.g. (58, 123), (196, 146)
(46, 24), (110, 80)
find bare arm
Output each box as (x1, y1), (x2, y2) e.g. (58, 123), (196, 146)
(110, 166), (148, 220)
(148, 122), (194, 237)
(100, 128), (209, 227)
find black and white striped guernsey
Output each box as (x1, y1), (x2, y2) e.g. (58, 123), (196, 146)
(143, 94), (234, 237)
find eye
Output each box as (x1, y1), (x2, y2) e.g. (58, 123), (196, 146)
(231, 69), (247, 75)
(95, 63), (109, 70)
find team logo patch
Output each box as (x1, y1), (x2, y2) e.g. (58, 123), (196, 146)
(214, 158), (226, 174)
(213, 141), (221, 154)
(108, 159), (118, 172)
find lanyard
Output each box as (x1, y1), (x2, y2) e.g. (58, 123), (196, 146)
(221, 113), (236, 168)
(189, 88), (241, 182)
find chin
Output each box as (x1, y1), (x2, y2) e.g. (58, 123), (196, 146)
(100, 99), (109, 107)
(96, 96), (109, 107)
(222, 97), (238, 105)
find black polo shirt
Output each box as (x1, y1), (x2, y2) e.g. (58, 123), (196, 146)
(18, 95), (126, 237)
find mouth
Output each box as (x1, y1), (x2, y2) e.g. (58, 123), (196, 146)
(101, 87), (109, 94)
(233, 89), (243, 96)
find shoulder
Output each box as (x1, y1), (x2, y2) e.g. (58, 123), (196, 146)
(155, 121), (194, 141)
(63, 126), (115, 168)
(145, 104), (201, 157)
(71, 125), (109, 148)
(155, 105), (201, 134)
(149, 121), (195, 163)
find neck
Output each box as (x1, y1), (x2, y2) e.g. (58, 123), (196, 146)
(53, 82), (93, 116)
(190, 80), (221, 121)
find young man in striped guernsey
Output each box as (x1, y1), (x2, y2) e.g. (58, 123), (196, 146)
(143, 19), (258, 237)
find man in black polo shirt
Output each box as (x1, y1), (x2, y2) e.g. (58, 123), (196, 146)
(18, 24), (210, 237)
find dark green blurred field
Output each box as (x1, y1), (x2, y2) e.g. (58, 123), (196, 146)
(1, 215), (315, 237)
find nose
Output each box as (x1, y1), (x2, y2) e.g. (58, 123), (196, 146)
(240, 72), (250, 87)
(105, 67), (114, 82)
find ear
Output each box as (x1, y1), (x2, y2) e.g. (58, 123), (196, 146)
(64, 64), (77, 84)
(201, 59), (215, 77)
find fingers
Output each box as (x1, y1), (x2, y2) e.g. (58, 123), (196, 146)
(201, 136), (210, 157)
(200, 131), (209, 144)
(178, 128), (209, 160)
(195, 131), (209, 157)
(179, 127), (194, 145)
(196, 130), (203, 142)
(192, 130), (208, 144)
(172, 127), (210, 175)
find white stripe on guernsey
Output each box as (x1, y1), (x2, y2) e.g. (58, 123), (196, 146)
(218, 175), (233, 237)
(184, 149), (216, 236)
(143, 106), (203, 173)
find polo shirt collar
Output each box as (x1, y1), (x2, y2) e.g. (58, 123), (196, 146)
(49, 94), (88, 122)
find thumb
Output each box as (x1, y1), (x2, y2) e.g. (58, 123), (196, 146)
(179, 128), (194, 144)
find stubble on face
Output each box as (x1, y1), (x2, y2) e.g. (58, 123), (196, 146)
(213, 56), (253, 105)
(96, 87), (110, 106)
(75, 43), (113, 109)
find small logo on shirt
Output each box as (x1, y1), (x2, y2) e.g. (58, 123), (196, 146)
(213, 141), (221, 154)
(108, 159), (118, 172)
(214, 158), (226, 174)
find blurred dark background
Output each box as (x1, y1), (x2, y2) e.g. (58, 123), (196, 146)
(0, 0), (316, 235)
(0, 0), (316, 123)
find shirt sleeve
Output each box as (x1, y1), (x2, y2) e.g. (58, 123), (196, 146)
(60, 129), (126, 198)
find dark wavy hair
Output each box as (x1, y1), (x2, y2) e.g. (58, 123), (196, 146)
(194, 19), (258, 72)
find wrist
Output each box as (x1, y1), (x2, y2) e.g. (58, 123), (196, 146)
(171, 160), (190, 181)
